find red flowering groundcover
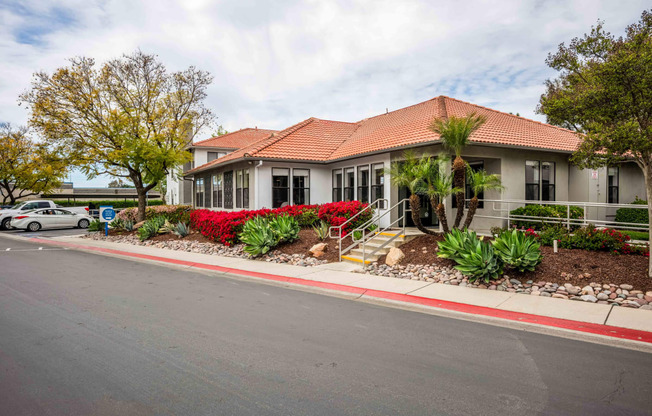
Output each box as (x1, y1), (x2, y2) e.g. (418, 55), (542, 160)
(190, 201), (371, 246)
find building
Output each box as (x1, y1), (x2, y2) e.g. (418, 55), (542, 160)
(166, 128), (277, 205)
(183, 96), (646, 232)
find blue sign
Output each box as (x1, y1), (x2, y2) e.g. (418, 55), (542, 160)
(100, 206), (116, 222)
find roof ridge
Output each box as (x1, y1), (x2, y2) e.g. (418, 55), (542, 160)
(355, 96), (440, 123)
(324, 121), (364, 159)
(244, 118), (317, 157)
(441, 96), (579, 135)
(192, 127), (278, 146)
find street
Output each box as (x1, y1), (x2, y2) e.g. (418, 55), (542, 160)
(0, 234), (651, 415)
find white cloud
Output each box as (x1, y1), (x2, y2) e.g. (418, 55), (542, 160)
(0, 0), (648, 186)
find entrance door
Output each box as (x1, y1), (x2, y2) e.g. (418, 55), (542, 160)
(224, 171), (234, 209)
(398, 186), (437, 227)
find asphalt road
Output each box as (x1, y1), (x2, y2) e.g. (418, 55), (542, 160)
(1, 227), (88, 239)
(1, 235), (651, 416)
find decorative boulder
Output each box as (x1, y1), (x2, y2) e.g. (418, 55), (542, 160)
(385, 247), (405, 266)
(309, 243), (328, 258)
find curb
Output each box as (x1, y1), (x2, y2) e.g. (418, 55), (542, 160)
(28, 237), (652, 345)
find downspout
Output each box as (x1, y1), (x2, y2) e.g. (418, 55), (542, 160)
(254, 160), (263, 209)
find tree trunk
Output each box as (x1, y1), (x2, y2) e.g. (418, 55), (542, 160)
(463, 197), (479, 229)
(136, 188), (147, 222)
(644, 162), (652, 278)
(409, 194), (437, 236)
(431, 198), (450, 234)
(452, 155), (466, 229)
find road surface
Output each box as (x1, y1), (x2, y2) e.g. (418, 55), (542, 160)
(0, 235), (650, 415)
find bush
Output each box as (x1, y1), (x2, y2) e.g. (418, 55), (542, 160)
(615, 197), (648, 225)
(88, 219), (103, 232)
(269, 215), (300, 243)
(454, 240), (504, 283)
(137, 216), (167, 241)
(492, 229), (543, 272)
(318, 200), (373, 236)
(536, 225), (571, 247)
(117, 205), (191, 224)
(437, 228), (479, 263)
(275, 205), (319, 227)
(568, 224), (630, 252)
(239, 216), (279, 257)
(52, 199), (165, 208)
(172, 222), (190, 238)
(509, 204), (583, 230)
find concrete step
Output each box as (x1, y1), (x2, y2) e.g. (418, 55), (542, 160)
(341, 253), (379, 265)
(351, 246), (391, 256)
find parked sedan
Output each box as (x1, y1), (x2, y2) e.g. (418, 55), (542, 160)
(9, 209), (93, 232)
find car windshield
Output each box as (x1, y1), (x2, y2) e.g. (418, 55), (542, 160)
(11, 203), (25, 210)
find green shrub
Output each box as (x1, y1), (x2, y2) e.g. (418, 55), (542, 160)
(239, 216), (279, 257)
(110, 218), (125, 230)
(269, 215), (300, 243)
(492, 229), (543, 272)
(123, 220), (135, 232)
(52, 199), (164, 208)
(454, 240), (504, 283)
(88, 219), (103, 232)
(510, 204), (583, 230)
(537, 225), (571, 247)
(437, 228), (479, 263)
(615, 197), (648, 224)
(313, 221), (329, 241)
(620, 230), (648, 241)
(567, 224), (630, 252)
(172, 222), (190, 238)
(137, 216), (167, 241)
(117, 205), (191, 223)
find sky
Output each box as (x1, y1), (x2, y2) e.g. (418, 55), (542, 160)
(0, 0), (649, 187)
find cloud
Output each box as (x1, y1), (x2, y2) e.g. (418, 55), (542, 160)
(0, 0), (648, 186)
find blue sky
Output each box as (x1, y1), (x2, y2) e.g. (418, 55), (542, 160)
(0, 0), (649, 187)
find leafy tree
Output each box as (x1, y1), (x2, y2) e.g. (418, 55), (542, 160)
(212, 125), (229, 137)
(429, 113), (487, 229)
(462, 169), (503, 229)
(0, 124), (67, 205)
(416, 154), (460, 233)
(107, 178), (134, 188)
(21, 50), (215, 221)
(537, 10), (652, 276)
(388, 151), (437, 235)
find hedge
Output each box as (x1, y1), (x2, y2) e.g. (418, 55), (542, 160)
(509, 204), (583, 230)
(52, 199), (164, 208)
(615, 198), (648, 225)
(116, 205), (192, 224)
(191, 201), (372, 246)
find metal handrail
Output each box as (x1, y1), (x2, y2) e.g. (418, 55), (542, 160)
(327, 198), (388, 261)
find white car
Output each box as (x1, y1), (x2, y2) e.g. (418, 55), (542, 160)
(9, 208), (93, 232)
(0, 200), (90, 230)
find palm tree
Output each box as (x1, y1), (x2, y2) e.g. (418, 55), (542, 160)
(388, 152), (437, 236)
(429, 112), (487, 229)
(462, 169), (504, 229)
(418, 154), (461, 234)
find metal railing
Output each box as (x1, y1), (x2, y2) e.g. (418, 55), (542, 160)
(473, 199), (649, 235)
(353, 198), (411, 264)
(328, 199), (388, 262)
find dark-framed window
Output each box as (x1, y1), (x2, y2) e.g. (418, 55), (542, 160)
(224, 171), (233, 209)
(371, 163), (385, 208)
(207, 151), (227, 162)
(212, 173), (222, 208)
(357, 165), (370, 203)
(608, 166), (619, 203)
(243, 169), (249, 208)
(195, 178), (205, 208)
(332, 169), (343, 202)
(292, 169), (310, 205)
(526, 160), (556, 201)
(452, 161), (485, 209)
(344, 167), (355, 201)
(236, 170), (243, 208)
(272, 168), (290, 208)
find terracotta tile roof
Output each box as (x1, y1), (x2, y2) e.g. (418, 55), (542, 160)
(192, 128), (278, 149)
(186, 96), (582, 175)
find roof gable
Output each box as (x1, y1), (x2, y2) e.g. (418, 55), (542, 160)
(193, 128), (277, 149)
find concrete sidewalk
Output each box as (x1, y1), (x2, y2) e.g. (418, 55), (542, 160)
(24, 235), (652, 344)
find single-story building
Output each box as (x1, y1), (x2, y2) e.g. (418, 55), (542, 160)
(183, 96), (646, 232)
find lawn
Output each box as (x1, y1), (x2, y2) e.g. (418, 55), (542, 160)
(620, 229), (649, 241)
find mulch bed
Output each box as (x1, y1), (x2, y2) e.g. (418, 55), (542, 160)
(376, 234), (652, 292)
(272, 228), (343, 263)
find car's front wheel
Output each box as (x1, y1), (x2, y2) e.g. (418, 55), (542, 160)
(27, 222), (41, 232)
(78, 219), (90, 229)
(1, 217), (11, 230)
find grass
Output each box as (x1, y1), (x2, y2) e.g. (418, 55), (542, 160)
(620, 230), (649, 241)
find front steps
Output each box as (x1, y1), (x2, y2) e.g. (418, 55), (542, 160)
(341, 231), (414, 265)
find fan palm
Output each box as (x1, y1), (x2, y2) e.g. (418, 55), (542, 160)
(388, 151), (437, 236)
(462, 169), (504, 229)
(429, 112), (487, 229)
(417, 154), (461, 234)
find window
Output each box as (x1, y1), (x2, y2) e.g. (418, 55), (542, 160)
(608, 166), (619, 203)
(332, 169), (343, 202)
(243, 169), (250, 208)
(212, 174), (222, 208)
(208, 152), (227, 162)
(371, 163), (385, 208)
(526, 160), (556, 201)
(272, 168), (290, 208)
(195, 178), (205, 207)
(236, 170), (243, 208)
(224, 171), (233, 209)
(293, 169), (310, 205)
(357, 165), (369, 203)
(344, 167), (355, 201)
(453, 161), (485, 208)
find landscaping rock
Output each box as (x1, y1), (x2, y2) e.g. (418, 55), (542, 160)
(552, 294), (569, 300)
(385, 247), (405, 266)
(596, 293), (609, 301)
(619, 284), (633, 290)
(581, 286), (595, 296)
(581, 295), (598, 303)
(309, 243), (328, 258)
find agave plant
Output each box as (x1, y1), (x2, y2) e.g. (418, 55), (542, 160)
(492, 229), (542, 272)
(137, 216), (166, 241)
(123, 220), (135, 232)
(437, 228), (479, 262)
(172, 222), (190, 238)
(269, 215), (300, 243)
(239, 216), (279, 257)
(313, 221), (329, 241)
(454, 241), (504, 283)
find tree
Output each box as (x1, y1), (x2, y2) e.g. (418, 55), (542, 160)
(107, 178), (133, 188)
(388, 151), (437, 235)
(0, 124), (67, 205)
(429, 113), (487, 229)
(156, 176), (167, 205)
(21, 50), (215, 221)
(417, 154), (459, 233)
(462, 169), (503, 229)
(537, 10), (652, 276)
(212, 125), (229, 137)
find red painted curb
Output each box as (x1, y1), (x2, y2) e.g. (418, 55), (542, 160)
(31, 237), (652, 344)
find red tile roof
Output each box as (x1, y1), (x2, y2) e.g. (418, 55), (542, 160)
(186, 96), (582, 175)
(192, 128), (278, 149)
